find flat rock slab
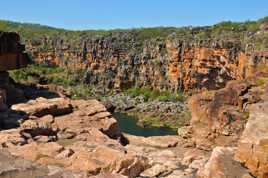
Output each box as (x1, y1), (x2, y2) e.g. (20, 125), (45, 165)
(124, 134), (182, 148)
(11, 97), (73, 117)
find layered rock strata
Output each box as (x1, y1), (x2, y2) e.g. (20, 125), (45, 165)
(26, 35), (268, 92)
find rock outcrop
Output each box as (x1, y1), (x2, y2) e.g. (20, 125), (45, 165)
(0, 97), (151, 177)
(0, 95), (209, 178)
(185, 80), (250, 149)
(181, 67), (268, 177)
(0, 31), (29, 106)
(197, 147), (252, 178)
(235, 101), (268, 178)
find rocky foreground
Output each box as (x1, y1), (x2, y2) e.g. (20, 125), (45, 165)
(2, 80), (268, 178)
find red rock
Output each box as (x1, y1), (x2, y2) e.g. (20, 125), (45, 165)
(235, 102), (268, 178)
(0, 31), (29, 71)
(11, 97), (73, 117)
(124, 134), (181, 148)
(197, 147), (252, 178)
(187, 80), (253, 149)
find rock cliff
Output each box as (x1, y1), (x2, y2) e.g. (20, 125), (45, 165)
(0, 31), (29, 71)
(0, 31), (29, 108)
(27, 36), (268, 93)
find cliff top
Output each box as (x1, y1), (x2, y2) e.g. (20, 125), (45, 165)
(0, 16), (268, 51)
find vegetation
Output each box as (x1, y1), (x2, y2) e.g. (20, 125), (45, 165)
(125, 87), (185, 102)
(10, 64), (187, 102)
(10, 64), (95, 99)
(256, 77), (268, 87)
(128, 109), (191, 130)
(1, 16), (268, 51)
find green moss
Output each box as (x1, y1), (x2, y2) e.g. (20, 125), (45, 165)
(256, 77), (268, 86)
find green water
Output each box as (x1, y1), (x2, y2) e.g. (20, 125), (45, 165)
(113, 112), (177, 137)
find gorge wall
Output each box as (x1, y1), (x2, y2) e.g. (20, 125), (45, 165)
(0, 31), (28, 71)
(26, 34), (268, 93)
(0, 31), (29, 107)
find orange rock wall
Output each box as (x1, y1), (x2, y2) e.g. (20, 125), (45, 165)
(26, 38), (268, 92)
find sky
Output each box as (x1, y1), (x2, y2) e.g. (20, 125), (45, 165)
(0, 0), (268, 30)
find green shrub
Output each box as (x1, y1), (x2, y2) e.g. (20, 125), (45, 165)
(69, 84), (93, 99)
(125, 87), (185, 102)
(256, 77), (268, 86)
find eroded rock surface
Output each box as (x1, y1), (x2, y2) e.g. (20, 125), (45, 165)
(185, 79), (265, 150)
(235, 101), (268, 178)
(0, 97), (152, 177)
(197, 147), (252, 178)
(26, 34), (268, 93)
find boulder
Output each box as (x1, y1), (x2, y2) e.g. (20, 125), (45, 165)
(235, 102), (268, 178)
(197, 147), (252, 178)
(140, 164), (168, 177)
(55, 99), (121, 139)
(20, 115), (58, 138)
(67, 146), (149, 177)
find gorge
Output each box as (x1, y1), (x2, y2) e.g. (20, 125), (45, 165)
(0, 16), (268, 178)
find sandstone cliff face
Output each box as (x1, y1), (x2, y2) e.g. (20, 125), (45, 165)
(0, 31), (29, 107)
(26, 34), (268, 92)
(0, 31), (29, 71)
(182, 71), (268, 177)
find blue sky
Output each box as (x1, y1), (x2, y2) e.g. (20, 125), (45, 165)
(0, 0), (268, 30)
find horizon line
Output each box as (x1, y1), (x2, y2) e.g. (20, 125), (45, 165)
(0, 16), (266, 32)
